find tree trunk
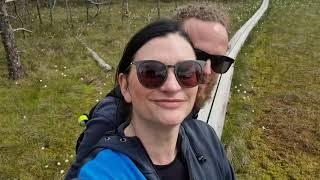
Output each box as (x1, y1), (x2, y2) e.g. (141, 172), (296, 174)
(48, 0), (54, 25)
(36, 0), (42, 24)
(64, 0), (72, 26)
(0, 0), (24, 80)
(156, 0), (160, 18)
(85, 0), (89, 22)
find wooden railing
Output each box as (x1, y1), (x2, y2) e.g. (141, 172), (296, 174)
(198, 0), (270, 138)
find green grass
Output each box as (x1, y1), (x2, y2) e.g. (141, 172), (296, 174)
(0, 0), (260, 178)
(222, 0), (320, 179)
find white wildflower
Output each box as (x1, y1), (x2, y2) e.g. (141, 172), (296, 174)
(45, 165), (49, 168)
(57, 162), (61, 166)
(60, 170), (65, 174)
(65, 159), (69, 163)
(41, 147), (45, 150)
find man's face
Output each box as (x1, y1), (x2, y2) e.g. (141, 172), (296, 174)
(183, 18), (229, 108)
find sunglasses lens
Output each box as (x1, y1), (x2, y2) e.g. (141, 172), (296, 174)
(195, 51), (208, 61)
(211, 56), (233, 74)
(137, 61), (166, 89)
(176, 61), (202, 88)
(195, 49), (234, 74)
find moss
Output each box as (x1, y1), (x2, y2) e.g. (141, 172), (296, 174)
(223, 0), (320, 179)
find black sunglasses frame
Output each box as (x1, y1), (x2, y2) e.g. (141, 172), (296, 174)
(194, 48), (235, 74)
(129, 60), (205, 89)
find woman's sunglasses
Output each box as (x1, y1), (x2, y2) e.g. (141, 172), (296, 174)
(129, 60), (204, 89)
(195, 49), (235, 74)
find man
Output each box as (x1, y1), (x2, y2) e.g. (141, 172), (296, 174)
(75, 2), (233, 160)
(176, 3), (230, 109)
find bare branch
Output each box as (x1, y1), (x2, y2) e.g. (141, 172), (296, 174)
(5, 0), (15, 3)
(8, 15), (17, 19)
(87, 0), (109, 5)
(13, 28), (32, 33)
(76, 36), (112, 71)
(93, 4), (101, 18)
(51, 0), (57, 9)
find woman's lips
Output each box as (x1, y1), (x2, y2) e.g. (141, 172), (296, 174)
(152, 99), (185, 109)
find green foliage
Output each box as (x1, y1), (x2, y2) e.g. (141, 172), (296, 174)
(222, 0), (320, 179)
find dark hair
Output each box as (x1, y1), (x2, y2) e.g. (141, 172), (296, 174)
(115, 18), (193, 85)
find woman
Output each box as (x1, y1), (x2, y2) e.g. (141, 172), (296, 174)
(66, 19), (234, 179)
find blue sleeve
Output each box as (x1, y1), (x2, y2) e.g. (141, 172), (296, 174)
(79, 149), (146, 180)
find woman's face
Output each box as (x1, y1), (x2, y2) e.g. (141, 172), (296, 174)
(119, 33), (198, 127)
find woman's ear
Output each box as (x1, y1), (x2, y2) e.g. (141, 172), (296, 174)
(118, 73), (132, 103)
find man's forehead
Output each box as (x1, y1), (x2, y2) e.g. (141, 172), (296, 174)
(183, 18), (228, 55)
(183, 18), (227, 36)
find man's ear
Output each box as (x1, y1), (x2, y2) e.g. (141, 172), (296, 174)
(118, 73), (132, 103)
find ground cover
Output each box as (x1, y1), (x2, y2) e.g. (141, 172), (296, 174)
(0, 0), (260, 179)
(222, 0), (320, 179)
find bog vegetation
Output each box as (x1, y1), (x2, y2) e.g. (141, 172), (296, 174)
(223, 0), (320, 179)
(0, 0), (260, 179)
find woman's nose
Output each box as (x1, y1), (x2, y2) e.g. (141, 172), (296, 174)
(159, 69), (181, 92)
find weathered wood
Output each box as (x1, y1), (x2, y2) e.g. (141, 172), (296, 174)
(0, 0), (24, 79)
(13, 27), (32, 33)
(76, 37), (112, 71)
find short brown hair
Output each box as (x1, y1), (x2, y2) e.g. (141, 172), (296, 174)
(175, 2), (229, 31)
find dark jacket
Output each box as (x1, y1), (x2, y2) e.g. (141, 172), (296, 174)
(67, 119), (234, 179)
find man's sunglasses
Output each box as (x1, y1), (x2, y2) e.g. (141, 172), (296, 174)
(129, 60), (204, 89)
(195, 49), (235, 74)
